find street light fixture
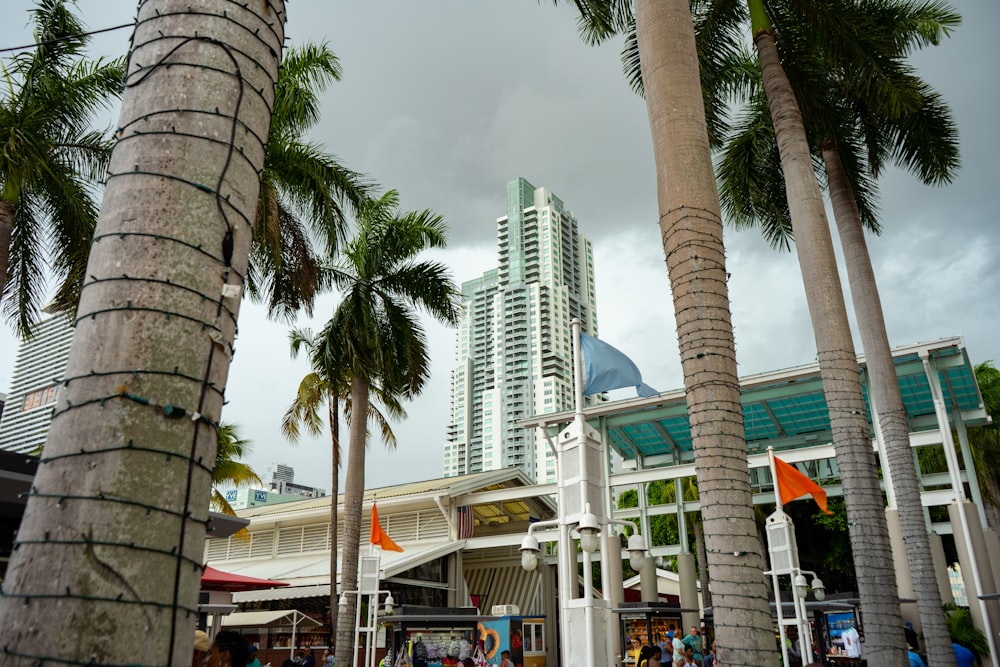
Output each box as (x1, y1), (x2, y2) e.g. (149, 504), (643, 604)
(577, 511), (601, 553)
(793, 570), (825, 601)
(520, 534), (540, 572)
(627, 533), (648, 572)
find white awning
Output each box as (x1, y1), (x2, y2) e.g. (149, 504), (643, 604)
(221, 609), (321, 628)
(229, 541), (466, 604)
(235, 584), (331, 604)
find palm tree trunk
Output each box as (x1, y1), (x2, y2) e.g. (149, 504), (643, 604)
(754, 27), (905, 666)
(634, 2), (776, 665)
(693, 518), (712, 610)
(0, 198), (14, 303)
(328, 397), (341, 649)
(336, 376), (370, 667)
(822, 143), (956, 667)
(0, 0), (285, 662)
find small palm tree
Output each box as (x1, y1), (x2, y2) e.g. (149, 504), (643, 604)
(211, 422), (262, 517)
(0, 0), (125, 335)
(282, 327), (403, 646)
(247, 42), (371, 321)
(325, 190), (460, 667)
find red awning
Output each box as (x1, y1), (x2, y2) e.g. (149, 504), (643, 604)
(201, 565), (290, 593)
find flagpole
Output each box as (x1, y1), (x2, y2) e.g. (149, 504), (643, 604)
(767, 445), (783, 511)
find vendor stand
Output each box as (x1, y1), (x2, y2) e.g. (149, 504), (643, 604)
(377, 605), (484, 667)
(614, 602), (685, 665)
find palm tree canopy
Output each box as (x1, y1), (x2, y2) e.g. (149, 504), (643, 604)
(567, 0), (960, 249)
(0, 0), (124, 336)
(246, 42), (372, 322)
(283, 327), (406, 448)
(211, 422), (263, 516)
(314, 189), (461, 397)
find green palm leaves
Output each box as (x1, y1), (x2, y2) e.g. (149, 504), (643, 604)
(0, 0), (124, 335)
(247, 42), (371, 321)
(316, 189), (460, 396)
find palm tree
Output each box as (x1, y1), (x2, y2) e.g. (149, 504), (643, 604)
(283, 327), (403, 647)
(247, 42), (371, 321)
(0, 0), (286, 661)
(563, 2), (780, 664)
(211, 422), (262, 517)
(0, 0), (125, 336)
(713, 4), (961, 662)
(315, 190), (459, 667)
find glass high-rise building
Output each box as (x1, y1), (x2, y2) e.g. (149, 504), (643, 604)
(443, 177), (598, 483)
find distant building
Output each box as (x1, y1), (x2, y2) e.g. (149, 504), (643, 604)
(221, 484), (325, 511)
(221, 463), (326, 510)
(266, 462), (295, 486)
(0, 314), (74, 454)
(443, 177), (598, 483)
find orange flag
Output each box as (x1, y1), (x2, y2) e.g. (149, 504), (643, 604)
(370, 502), (404, 552)
(774, 456), (832, 514)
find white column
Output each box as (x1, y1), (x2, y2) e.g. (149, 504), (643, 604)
(678, 552), (699, 632)
(948, 501), (1000, 664)
(886, 509), (920, 637)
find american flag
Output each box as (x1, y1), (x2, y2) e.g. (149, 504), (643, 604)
(457, 506), (475, 539)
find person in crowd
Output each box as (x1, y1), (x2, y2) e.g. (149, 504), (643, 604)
(302, 649), (316, 667)
(675, 645), (699, 667)
(207, 630), (250, 667)
(953, 641), (978, 667)
(649, 645), (663, 667)
(247, 646), (262, 667)
(702, 640), (717, 667)
(669, 627), (685, 664)
(637, 645), (653, 667)
(499, 650), (514, 667)
(322, 648), (336, 667)
(683, 627), (702, 661)
(907, 643), (926, 667)
(194, 630), (211, 667)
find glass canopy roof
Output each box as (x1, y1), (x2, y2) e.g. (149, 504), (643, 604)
(523, 337), (987, 463)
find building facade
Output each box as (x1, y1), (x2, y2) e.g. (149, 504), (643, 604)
(444, 177), (598, 483)
(0, 314), (75, 454)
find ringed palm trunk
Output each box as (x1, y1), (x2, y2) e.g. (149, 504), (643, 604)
(823, 144), (955, 667)
(753, 26), (905, 666)
(693, 518), (712, 610)
(634, 2), (776, 665)
(336, 376), (370, 667)
(329, 398), (341, 649)
(0, 0), (285, 662)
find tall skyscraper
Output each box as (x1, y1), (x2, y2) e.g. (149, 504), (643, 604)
(444, 177), (598, 483)
(0, 314), (75, 454)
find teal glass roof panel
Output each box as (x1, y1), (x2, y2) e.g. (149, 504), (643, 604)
(765, 392), (831, 434)
(942, 365), (982, 411)
(742, 403), (781, 442)
(898, 374), (934, 418)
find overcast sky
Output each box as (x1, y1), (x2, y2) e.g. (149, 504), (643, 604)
(1, 0), (997, 492)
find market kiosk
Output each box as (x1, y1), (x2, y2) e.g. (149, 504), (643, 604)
(615, 601), (685, 664)
(377, 605), (484, 667)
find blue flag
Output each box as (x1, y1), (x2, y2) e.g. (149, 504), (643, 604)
(580, 333), (658, 397)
